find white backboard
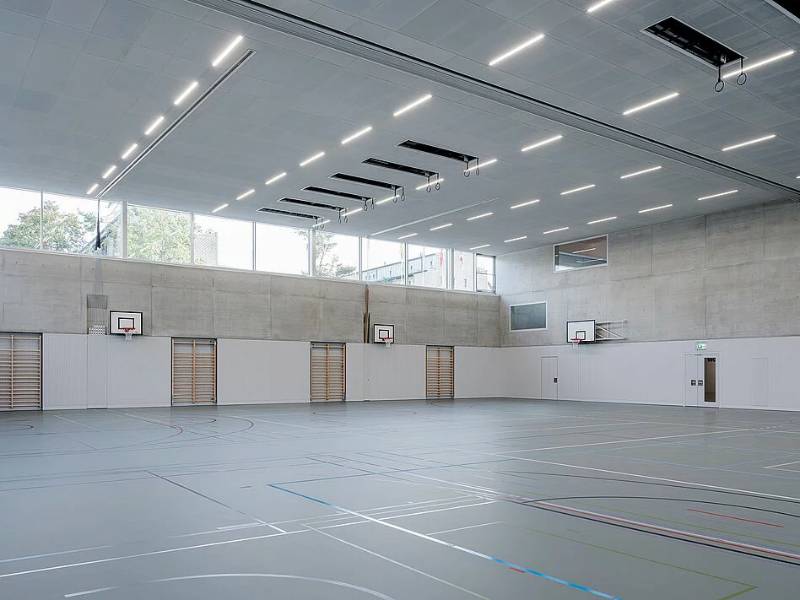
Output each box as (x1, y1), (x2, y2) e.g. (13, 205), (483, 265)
(567, 320), (595, 343)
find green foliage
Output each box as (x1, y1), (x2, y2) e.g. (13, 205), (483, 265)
(312, 230), (357, 278)
(0, 200), (95, 252)
(127, 206), (192, 264)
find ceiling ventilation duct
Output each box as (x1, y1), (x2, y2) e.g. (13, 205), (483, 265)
(644, 17), (746, 91)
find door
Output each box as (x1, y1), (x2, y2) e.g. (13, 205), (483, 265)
(541, 356), (558, 399)
(310, 342), (345, 402)
(684, 354), (718, 407)
(172, 338), (217, 406)
(426, 346), (454, 399)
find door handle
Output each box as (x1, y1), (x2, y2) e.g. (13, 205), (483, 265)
(553, 378), (558, 383)
(690, 380), (696, 386)
(698, 380), (704, 386)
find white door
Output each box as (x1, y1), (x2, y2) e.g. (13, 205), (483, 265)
(541, 356), (558, 399)
(684, 354), (719, 407)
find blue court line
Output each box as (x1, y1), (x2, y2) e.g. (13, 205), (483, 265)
(269, 483), (621, 599)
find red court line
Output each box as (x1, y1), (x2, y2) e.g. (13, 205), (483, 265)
(687, 508), (783, 528)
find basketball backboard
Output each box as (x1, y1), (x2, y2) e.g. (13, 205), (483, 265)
(566, 320), (595, 343)
(110, 311), (143, 336)
(373, 323), (394, 345)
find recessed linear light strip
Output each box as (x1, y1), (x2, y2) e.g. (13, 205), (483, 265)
(466, 212), (493, 221)
(265, 171), (287, 185)
(510, 199), (540, 209)
(623, 92), (679, 116)
(341, 125), (372, 145)
(464, 158), (497, 173)
(488, 33), (545, 66)
(375, 193), (400, 205)
(86, 183), (99, 195)
(521, 134), (562, 152)
(721, 134), (776, 152)
(620, 165), (662, 179)
(430, 223), (452, 231)
(587, 216), (617, 225)
(371, 199), (496, 236)
(393, 93), (432, 117)
(698, 189), (737, 201)
(543, 227), (569, 235)
(212, 203), (229, 214)
(587, 0), (621, 13)
(97, 49), (255, 199)
(722, 49), (795, 80)
(211, 34), (244, 67)
(470, 244), (490, 250)
(560, 184), (595, 195)
(638, 203), (672, 213)
(121, 143), (138, 160)
(299, 151), (325, 167)
(312, 219), (331, 228)
(236, 188), (255, 201)
(415, 177), (444, 191)
(504, 235), (527, 243)
(397, 233), (417, 240)
(144, 115), (165, 136)
(101, 165), (117, 179)
(173, 80), (199, 106)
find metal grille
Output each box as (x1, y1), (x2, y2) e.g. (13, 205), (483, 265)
(171, 338), (217, 406)
(426, 345), (454, 399)
(310, 342), (345, 402)
(0, 333), (42, 411)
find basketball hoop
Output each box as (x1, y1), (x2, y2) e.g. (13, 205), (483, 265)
(570, 337), (582, 349)
(381, 336), (393, 348)
(122, 327), (134, 342)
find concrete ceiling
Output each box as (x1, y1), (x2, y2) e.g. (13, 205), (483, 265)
(0, 0), (798, 256)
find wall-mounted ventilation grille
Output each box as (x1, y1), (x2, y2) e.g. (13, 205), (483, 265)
(0, 333), (42, 411)
(279, 197), (343, 212)
(258, 207), (320, 220)
(363, 158), (437, 178)
(310, 342), (345, 402)
(172, 338), (217, 406)
(86, 294), (108, 335)
(399, 140), (476, 163)
(644, 17), (743, 67)
(426, 345), (454, 399)
(304, 186), (370, 202)
(330, 173), (398, 190)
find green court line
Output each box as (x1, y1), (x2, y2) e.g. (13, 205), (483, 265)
(715, 585), (758, 600)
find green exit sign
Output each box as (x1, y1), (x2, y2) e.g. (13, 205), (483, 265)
(696, 342), (707, 351)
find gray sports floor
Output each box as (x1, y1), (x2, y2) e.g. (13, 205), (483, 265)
(1, 399), (799, 599)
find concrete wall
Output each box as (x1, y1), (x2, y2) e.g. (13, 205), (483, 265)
(497, 200), (800, 346)
(0, 248), (500, 347)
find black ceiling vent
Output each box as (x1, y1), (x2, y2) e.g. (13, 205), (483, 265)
(330, 173), (398, 190)
(279, 197), (343, 212)
(303, 186), (370, 202)
(644, 17), (743, 68)
(363, 158), (437, 178)
(398, 140), (477, 163)
(257, 207), (319, 220)
(765, 0), (800, 24)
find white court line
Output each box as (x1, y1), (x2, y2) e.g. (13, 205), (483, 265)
(313, 501), (496, 531)
(496, 457), (800, 503)
(0, 531), (306, 580)
(427, 521), (502, 536)
(764, 460), (800, 470)
(64, 587), (115, 598)
(0, 545), (111, 564)
(503, 428), (748, 453)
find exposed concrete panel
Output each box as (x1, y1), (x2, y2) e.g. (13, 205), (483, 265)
(151, 286), (215, 338)
(497, 200), (800, 345)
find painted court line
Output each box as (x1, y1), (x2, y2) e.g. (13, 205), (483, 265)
(269, 483), (621, 599)
(764, 460), (800, 470)
(687, 508), (783, 528)
(427, 521), (502, 536)
(64, 587), (115, 598)
(504, 429), (748, 453)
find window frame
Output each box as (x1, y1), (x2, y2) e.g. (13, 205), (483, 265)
(553, 234), (609, 273)
(475, 253), (496, 293)
(509, 301), (548, 332)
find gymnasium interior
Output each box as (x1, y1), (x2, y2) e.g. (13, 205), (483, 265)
(1, 0), (799, 598)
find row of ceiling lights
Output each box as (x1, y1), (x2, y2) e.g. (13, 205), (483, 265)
(86, 35), (247, 197)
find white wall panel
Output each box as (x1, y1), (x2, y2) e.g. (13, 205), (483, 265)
(454, 347), (505, 398)
(346, 344), (426, 401)
(86, 335), (108, 409)
(43, 334), (87, 410)
(218, 339), (310, 404)
(107, 336), (171, 408)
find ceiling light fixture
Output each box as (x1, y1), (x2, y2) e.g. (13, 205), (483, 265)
(415, 177), (444, 191)
(265, 171), (287, 185)
(212, 34), (244, 67)
(398, 233), (417, 240)
(560, 184), (595, 196)
(697, 189), (737, 201)
(521, 134), (562, 152)
(121, 143), (138, 160)
(173, 81), (199, 106)
(343, 208), (361, 217)
(510, 199), (540, 209)
(722, 49), (795, 80)
(299, 151), (325, 167)
(464, 158), (498, 173)
(466, 212), (493, 221)
(721, 134), (776, 152)
(470, 244), (490, 250)
(504, 235), (527, 243)
(587, 216), (617, 224)
(236, 188), (255, 201)
(312, 219), (331, 228)
(101, 165), (117, 179)
(622, 91), (679, 116)
(587, 0), (620, 13)
(375, 194), (399, 205)
(341, 125), (373, 145)
(488, 33), (545, 66)
(620, 165), (662, 179)
(393, 93), (432, 117)
(144, 115), (165, 136)
(638, 203), (673, 213)
(86, 183), (99, 195)
(542, 227), (569, 235)
(212, 203), (228, 213)
(430, 223), (452, 231)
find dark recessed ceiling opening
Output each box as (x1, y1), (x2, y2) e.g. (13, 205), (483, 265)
(303, 186), (370, 202)
(644, 17), (743, 67)
(330, 173), (398, 190)
(398, 140), (477, 163)
(363, 158), (437, 178)
(257, 207), (320, 220)
(279, 197), (343, 211)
